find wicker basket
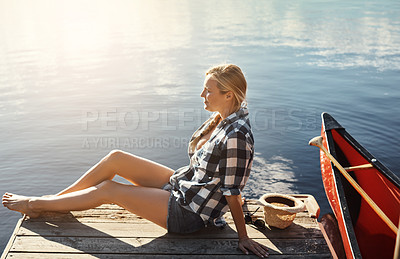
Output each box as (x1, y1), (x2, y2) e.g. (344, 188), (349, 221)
(257, 193), (306, 229)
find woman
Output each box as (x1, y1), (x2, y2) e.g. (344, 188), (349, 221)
(3, 64), (269, 258)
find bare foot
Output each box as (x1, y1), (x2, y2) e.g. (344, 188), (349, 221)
(2, 193), (40, 218)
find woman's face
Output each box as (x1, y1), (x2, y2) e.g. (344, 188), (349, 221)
(200, 75), (229, 113)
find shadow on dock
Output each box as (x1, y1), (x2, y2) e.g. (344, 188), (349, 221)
(2, 200), (332, 258)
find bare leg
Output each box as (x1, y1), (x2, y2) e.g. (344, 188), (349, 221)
(57, 150), (174, 196)
(3, 180), (170, 228)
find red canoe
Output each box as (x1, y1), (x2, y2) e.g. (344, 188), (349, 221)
(319, 112), (400, 259)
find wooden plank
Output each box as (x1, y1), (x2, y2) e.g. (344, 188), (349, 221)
(6, 253), (332, 259)
(10, 236), (330, 255)
(318, 222), (339, 259)
(1, 216), (25, 259)
(18, 221), (324, 239)
(300, 195), (320, 218)
(26, 198), (313, 222)
(25, 194), (313, 213)
(26, 211), (316, 225)
(27, 209), (312, 220)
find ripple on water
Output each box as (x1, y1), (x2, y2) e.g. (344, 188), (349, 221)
(243, 153), (298, 199)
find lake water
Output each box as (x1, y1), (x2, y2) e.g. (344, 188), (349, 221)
(1, 0), (399, 252)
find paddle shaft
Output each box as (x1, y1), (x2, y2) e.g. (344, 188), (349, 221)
(395, 217), (400, 259)
(309, 136), (398, 235)
(343, 163), (373, 171)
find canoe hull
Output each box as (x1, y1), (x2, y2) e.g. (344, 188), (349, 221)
(320, 113), (400, 259)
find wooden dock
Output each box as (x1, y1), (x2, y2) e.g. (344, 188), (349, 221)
(1, 194), (332, 258)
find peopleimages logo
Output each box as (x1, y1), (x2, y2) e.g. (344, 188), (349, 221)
(81, 108), (209, 132)
(81, 107), (318, 132)
(251, 108), (318, 132)
(80, 107), (318, 149)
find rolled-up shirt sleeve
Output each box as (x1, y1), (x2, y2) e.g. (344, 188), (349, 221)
(219, 131), (253, 196)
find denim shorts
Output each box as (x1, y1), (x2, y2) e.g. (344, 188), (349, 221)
(162, 183), (205, 234)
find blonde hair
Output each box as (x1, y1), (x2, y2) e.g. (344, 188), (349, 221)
(206, 64), (247, 111)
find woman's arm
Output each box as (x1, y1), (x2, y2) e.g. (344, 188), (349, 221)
(226, 194), (269, 258)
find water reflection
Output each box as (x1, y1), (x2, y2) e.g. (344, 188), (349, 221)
(243, 153), (298, 197)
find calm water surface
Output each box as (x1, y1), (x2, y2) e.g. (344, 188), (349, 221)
(1, 0), (399, 251)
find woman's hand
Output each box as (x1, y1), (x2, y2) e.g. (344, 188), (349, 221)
(225, 195), (269, 257)
(239, 236), (269, 258)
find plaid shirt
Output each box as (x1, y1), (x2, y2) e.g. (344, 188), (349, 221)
(169, 107), (254, 225)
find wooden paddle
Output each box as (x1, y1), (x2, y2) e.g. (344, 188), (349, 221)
(395, 217), (400, 259)
(309, 136), (398, 235)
